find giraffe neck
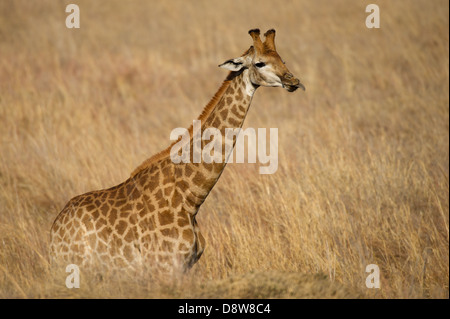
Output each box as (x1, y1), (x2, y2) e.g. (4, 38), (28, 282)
(175, 69), (257, 214)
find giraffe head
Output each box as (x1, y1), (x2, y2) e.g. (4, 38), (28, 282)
(219, 29), (305, 92)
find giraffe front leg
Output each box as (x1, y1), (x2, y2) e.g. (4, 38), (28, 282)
(175, 222), (206, 271)
(194, 227), (206, 261)
(186, 220), (206, 269)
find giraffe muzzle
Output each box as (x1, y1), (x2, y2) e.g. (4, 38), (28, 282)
(282, 73), (305, 92)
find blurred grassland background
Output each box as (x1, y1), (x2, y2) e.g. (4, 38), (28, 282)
(0, 0), (448, 298)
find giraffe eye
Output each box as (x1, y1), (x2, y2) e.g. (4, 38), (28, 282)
(255, 62), (266, 68)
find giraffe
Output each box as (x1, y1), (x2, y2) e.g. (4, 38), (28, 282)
(50, 29), (304, 273)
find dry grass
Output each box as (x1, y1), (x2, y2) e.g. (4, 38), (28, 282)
(0, 0), (448, 298)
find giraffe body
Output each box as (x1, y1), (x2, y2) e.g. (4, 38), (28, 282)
(50, 29), (304, 272)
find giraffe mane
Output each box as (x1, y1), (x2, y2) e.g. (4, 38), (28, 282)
(130, 72), (234, 178)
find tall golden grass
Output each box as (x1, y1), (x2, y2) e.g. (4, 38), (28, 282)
(0, 0), (448, 298)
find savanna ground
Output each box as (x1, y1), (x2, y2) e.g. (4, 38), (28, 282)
(0, 0), (448, 299)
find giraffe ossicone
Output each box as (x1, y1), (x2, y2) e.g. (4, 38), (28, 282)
(50, 28), (304, 273)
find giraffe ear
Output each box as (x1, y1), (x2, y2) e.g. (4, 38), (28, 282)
(219, 57), (245, 71)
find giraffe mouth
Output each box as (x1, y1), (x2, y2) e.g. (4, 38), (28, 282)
(282, 77), (305, 92)
(284, 82), (305, 92)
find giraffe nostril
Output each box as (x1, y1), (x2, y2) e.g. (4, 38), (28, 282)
(284, 73), (293, 80)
